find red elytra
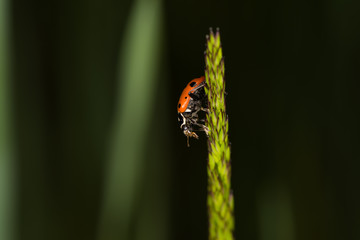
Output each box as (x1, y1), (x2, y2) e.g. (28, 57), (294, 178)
(177, 76), (205, 113)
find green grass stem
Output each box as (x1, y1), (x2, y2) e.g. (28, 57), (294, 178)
(97, 0), (165, 239)
(0, 0), (15, 239)
(205, 28), (234, 240)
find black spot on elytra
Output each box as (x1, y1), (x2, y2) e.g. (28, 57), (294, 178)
(189, 82), (196, 87)
(185, 96), (187, 99)
(178, 103), (181, 108)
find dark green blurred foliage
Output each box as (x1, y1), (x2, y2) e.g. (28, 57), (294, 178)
(1, 0), (15, 239)
(1, 0), (359, 239)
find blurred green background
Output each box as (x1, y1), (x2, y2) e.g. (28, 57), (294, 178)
(1, 0), (360, 239)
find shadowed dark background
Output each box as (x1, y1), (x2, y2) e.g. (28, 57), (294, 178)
(1, 0), (360, 239)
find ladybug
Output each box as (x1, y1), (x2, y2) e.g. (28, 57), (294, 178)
(177, 76), (209, 147)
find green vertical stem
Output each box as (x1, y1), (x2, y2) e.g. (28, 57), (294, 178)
(0, 0), (15, 238)
(97, 0), (164, 239)
(205, 28), (234, 240)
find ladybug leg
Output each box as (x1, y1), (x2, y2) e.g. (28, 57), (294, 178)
(203, 125), (209, 136)
(192, 122), (209, 136)
(193, 118), (206, 125)
(201, 107), (209, 113)
(184, 130), (199, 147)
(197, 124), (209, 135)
(189, 110), (201, 122)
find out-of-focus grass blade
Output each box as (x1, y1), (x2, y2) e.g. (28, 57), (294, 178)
(0, 0), (15, 239)
(97, 0), (164, 239)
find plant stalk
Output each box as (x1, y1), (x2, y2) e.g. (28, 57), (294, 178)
(205, 28), (234, 240)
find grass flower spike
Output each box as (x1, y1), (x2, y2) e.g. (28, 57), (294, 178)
(205, 28), (234, 240)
